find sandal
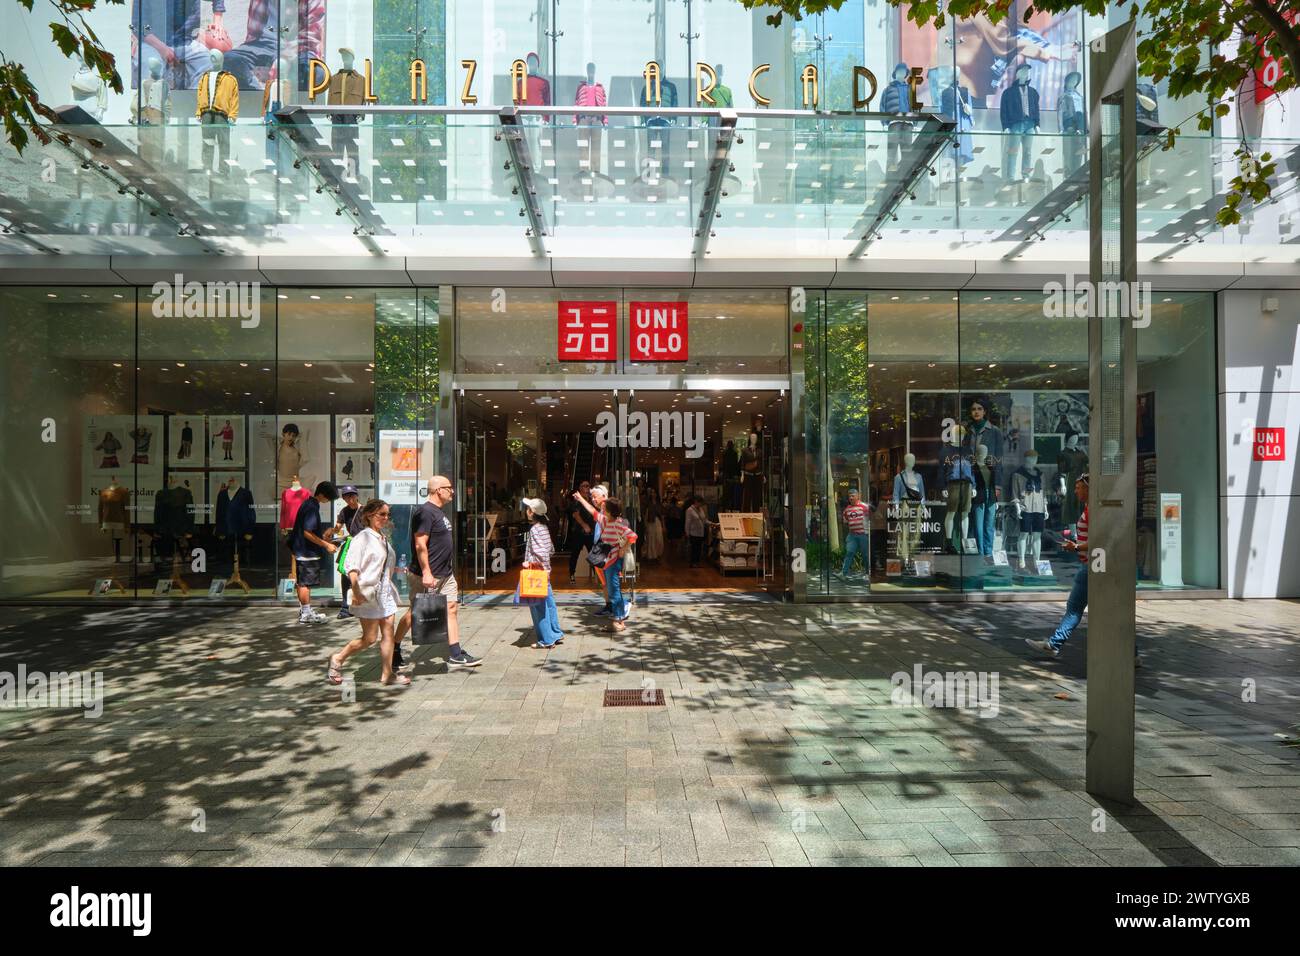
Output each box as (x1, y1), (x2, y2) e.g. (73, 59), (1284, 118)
(326, 655), (343, 685)
(380, 673), (411, 688)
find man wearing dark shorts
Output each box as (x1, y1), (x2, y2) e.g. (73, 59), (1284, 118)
(290, 480), (339, 625)
(393, 476), (481, 669)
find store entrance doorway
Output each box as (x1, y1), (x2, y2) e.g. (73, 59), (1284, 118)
(455, 388), (789, 603)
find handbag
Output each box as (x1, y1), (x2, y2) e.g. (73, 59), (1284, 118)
(519, 566), (549, 599)
(411, 590), (448, 645)
(585, 539), (611, 567)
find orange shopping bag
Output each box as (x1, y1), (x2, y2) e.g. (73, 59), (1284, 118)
(519, 567), (549, 600)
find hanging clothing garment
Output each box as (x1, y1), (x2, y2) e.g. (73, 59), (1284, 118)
(216, 486), (257, 537)
(99, 485), (130, 532)
(195, 70), (239, 119)
(575, 81), (607, 125)
(280, 486), (311, 530)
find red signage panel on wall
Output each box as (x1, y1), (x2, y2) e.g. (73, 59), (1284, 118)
(557, 300), (617, 362)
(1253, 427), (1286, 461)
(629, 301), (688, 362)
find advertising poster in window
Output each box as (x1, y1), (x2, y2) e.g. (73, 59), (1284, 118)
(168, 416), (205, 468)
(377, 429), (435, 505)
(249, 415), (331, 524)
(207, 415), (246, 467)
(84, 415), (165, 526)
(335, 414), (375, 449)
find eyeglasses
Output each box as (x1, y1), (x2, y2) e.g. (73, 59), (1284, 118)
(377, 511), (391, 518)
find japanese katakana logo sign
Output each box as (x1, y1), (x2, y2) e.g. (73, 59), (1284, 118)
(557, 300), (617, 362)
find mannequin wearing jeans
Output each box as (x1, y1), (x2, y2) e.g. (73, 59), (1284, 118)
(999, 64), (1040, 184)
(970, 444), (999, 556)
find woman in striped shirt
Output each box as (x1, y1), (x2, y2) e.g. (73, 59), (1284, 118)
(600, 498), (637, 632)
(522, 498), (565, 648)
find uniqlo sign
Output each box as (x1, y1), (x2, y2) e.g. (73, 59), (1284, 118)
(557, 300), (616, 362)
(1253, 427), (1286, 461)
(629, 301), (688, 362)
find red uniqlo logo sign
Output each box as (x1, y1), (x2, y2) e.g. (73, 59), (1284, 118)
(557, 300), (617, 362)
(629, 301), (688, 362)
(1253, 427), (1286, 461)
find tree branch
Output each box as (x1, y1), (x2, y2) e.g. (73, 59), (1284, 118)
(1248, 0), (1300, 87)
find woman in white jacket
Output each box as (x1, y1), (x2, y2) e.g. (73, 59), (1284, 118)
(326, 499), (408, 687)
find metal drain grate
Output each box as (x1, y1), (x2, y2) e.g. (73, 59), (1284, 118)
(603, 689), (665, 707)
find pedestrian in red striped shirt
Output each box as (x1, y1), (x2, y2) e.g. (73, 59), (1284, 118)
(840, 489), (872, 577)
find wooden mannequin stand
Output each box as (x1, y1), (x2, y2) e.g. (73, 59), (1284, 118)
(169, 542), (192, 595)
(226, 547), (252, 594)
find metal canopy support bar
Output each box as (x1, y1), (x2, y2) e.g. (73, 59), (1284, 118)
(498, 109), (549, 258)
(847, 118), (954, 259)
(692, 111), (738, 258)
(275, 108), (388, 253)
(51, 106), (224, 255)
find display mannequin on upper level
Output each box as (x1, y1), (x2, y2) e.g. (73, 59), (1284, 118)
(575, 62), (607, 175)
(1059, 71), (1085, 175)
(327, 47), (367, 180)
(71, 53), (108, 121)
(880, 62), (913, 172)
(196, 48), (239, 174)
(999, 63), (1040, 185)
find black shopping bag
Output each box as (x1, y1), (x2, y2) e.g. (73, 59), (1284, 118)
(412, 591), (448, 645)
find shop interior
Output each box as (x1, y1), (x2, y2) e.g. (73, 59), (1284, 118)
(456, 388), (786, 599)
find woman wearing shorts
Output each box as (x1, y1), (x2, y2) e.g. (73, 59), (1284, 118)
(326, 498), (408, 687)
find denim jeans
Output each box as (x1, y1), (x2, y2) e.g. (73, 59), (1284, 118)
(971, 501), (996, 556)
(1050, 562), (1088, 648)
(529, 584), (564, 646)
(1002, 119), (1036, 182)
(841, 533), (869, 574)
(606, 558), (628, 620)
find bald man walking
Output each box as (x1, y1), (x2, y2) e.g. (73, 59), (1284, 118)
(394, 475), (481, 669)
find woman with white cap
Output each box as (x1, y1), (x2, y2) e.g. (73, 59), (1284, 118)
(521, 497), (565, 648)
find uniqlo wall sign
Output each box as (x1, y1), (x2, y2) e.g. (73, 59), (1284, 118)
(629, 301), (689, 362)
(1253, 427), (1286, 461)
(558, 300), (617, 362)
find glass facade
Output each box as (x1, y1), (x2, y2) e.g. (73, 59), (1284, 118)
(0, 286), (439, 602)
(0, 282), (1217, 603)
(802, 289), (1219, 597)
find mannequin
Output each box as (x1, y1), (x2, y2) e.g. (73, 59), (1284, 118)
(711, 64), (734, 108)
(131, 57), (172, 131)
(196, 49), (239, 174)
(892, 453), (926, 564)
(215, 475), (256, 592)
(71, 53), (108, 121)
(99, 477), (129, 535)
(934, 67), (973, 175)
(942, 424), (973, 553)
(1056, 433), (1088, 526)
(1059, 71), (1085, 175)
(1011, 450), (1047, 572)
(575, 62), (608, 175)
(154, 475), (195, 592)
(880, 63), (913, 172)
(970, 443), (999, 557)
(999, 63), (1040, 185)
(280, 475), (310, 531)
(740, 432), (762, 511)
(327, 48), (366, 179)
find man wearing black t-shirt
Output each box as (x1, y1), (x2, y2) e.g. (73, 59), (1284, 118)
(393, 475), (481, 669)
(290, 480), (340, 625)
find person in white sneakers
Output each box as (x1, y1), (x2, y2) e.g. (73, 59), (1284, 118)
(290, 480), (339, 625)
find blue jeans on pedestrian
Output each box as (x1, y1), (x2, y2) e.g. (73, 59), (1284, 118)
(1050, 562), (1088, 648)
(841, 533), (869, 574)
(530, 584), (564, 646)
(607, 558), (628, 621)
(971, 501), (996, 556)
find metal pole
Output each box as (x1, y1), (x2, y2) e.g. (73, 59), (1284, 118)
(1086, 20), (1138, 804)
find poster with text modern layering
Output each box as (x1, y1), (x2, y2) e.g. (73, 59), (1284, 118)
(249, 415), (330, 525)
(83, 415), (165, 526)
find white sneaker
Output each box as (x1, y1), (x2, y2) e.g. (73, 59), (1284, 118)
(1025, 638), (1060, 659)
(299, 609), (327, 625)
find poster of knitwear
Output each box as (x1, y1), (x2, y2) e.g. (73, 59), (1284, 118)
(249, 415), (331, 525)
(206, 415), (246, 468)
(84, 415), (165, 526)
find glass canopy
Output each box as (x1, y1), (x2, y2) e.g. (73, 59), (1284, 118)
(0, 106), (1296, 263)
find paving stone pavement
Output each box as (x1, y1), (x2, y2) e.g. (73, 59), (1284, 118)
(0, 598), (1296, 867)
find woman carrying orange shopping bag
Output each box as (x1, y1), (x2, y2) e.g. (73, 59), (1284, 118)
(519, 498), (565, 648)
